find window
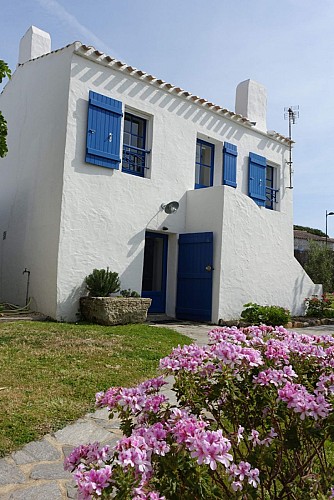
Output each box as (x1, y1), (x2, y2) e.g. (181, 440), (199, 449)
(122, 113), (150, 177)
(249, 152), (279, 209)
(265, 165), (279, 210)
(195, 139), (214, 189)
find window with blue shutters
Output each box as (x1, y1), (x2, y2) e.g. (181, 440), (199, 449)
(249, 153), (279, 209)
(195, 139), (214, 189)
(222, 142), (237, 188)
(122, 112), (150, 177)
(86, 91), (122, 169)
(248, 152), (266, 206)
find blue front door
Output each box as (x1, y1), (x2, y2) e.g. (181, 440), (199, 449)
(141, 232), (168, 313)
(176, 232), (213, 321)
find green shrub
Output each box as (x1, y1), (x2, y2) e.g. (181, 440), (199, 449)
(304, 294), (334, 318)
(324, 308), (334, 318)
(85, 268), (120, 297)
(120, 289), (140, 298)
(241, 302), (290, 326)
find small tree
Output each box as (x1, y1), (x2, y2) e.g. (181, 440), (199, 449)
(304, 240), (334, 292)
(0, 59), (11, 158)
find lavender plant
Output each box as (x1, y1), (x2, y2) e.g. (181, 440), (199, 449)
(65, 326), (334, 499)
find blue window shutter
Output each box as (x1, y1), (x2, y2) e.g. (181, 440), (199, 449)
(223, 142), (237, 188)
(86, 91), (123, 169)
(249, 152), (266, 206)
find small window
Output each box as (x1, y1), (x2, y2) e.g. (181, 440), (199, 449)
(122, 113), (150, 177)
(195, 139), (214, 189)
(265, 165), (279, 210)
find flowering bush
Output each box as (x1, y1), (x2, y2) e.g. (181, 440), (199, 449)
(65, 326), (334, 499)
(304, 295), (331, 317)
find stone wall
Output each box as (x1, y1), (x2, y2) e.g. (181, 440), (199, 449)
(80, 297), (152, 326)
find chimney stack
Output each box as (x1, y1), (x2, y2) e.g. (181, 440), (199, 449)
(18, 26), (51, 65)
(235, 79), (267, 132)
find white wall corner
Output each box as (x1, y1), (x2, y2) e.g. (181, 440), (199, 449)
(235, 79), (267, 131)
(18, 26), (51, 65)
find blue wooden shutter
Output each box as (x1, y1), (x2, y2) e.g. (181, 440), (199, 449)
(249, 152), (266, 206)
(86, 91), (123, 169)
(222, 142), (237, 188)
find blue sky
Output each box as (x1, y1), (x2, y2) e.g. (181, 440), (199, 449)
(1, 0), (334, 234)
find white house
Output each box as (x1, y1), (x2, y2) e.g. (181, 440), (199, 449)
(0, 26), (320, 322)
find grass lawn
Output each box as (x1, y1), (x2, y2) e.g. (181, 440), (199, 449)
(0, 321), (191, 456)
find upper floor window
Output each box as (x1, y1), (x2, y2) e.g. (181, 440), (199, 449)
(249, 152), (279, 210)
(195, 139), (214, 189)
(122, 113), (150, 177)
(265, 165), (278, 210)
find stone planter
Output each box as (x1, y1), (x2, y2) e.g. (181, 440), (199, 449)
(80, 297), (152, 326)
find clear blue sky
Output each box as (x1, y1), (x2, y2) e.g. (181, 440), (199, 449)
(1, 0), (334, 234)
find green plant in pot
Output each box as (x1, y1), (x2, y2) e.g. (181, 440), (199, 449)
(85, 268), (120, 297)
(120, 288), (140, 298)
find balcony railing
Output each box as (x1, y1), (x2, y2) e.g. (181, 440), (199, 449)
(266, 186), (279, 209)
(122, 144), (150, 177)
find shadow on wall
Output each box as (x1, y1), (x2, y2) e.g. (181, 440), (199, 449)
(71, 61), (246, 144)
(57, 280), (86, 322)
(119, 250), (144, 297)
(292, 271), (322, 316)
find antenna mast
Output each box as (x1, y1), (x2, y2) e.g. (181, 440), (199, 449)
(284, 106), (299, 189)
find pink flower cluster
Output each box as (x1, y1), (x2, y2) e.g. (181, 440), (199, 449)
(96, 376), (167, 415)
(247, 428), (277, 447)
(228, 461), (260, 491)
(74, 464), (113, 499)
(277, 382), (331, 420)
(253, 365), (297, 386)
(115, 422), (171, 481)
(64, 442), (111, 472)
(167, 408), (233, 470)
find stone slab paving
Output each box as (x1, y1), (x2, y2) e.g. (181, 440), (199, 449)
(1, 321), (333, 499)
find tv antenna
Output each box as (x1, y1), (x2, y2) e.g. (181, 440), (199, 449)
(284, 106), (299, 189)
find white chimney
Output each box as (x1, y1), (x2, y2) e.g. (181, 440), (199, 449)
(18, 26), (51, 65)
(235, 79), (267, 132)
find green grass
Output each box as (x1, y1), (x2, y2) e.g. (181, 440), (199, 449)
(0, 321), (191, 456)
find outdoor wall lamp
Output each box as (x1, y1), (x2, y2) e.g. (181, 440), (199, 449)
(325, 210), (334, 246)
(161, 201), (179, 214)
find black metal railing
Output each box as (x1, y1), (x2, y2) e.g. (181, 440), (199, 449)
(266, 186), (279, 209)
(122, 144), (150, 177)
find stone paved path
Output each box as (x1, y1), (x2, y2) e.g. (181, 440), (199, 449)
(1, 322), (333, 499)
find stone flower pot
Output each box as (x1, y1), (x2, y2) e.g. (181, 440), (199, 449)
(80, 296), (152, 326)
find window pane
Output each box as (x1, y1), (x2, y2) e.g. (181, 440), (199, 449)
(201, 144), (212, 166)
(123, 132), (131, 145)
(137, 119), (145, 138)
(124, 116), (131, 133)
(196, 144), (200, 163)
(200, 166), (211, 186)
(131, 121), (139, 136)
(195, 163), (201, 185)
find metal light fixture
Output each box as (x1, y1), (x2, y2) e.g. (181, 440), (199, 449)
(161, 201), (179, 214)
(326, 210), (334, 246)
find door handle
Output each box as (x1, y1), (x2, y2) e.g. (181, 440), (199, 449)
(205, 265), (212, 272)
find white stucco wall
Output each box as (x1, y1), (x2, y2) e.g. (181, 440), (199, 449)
(218, 188), (320, 319)
(0, 46), (73, 316)
(0, 41), (319, 322)
(53, 49), (319, 321)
